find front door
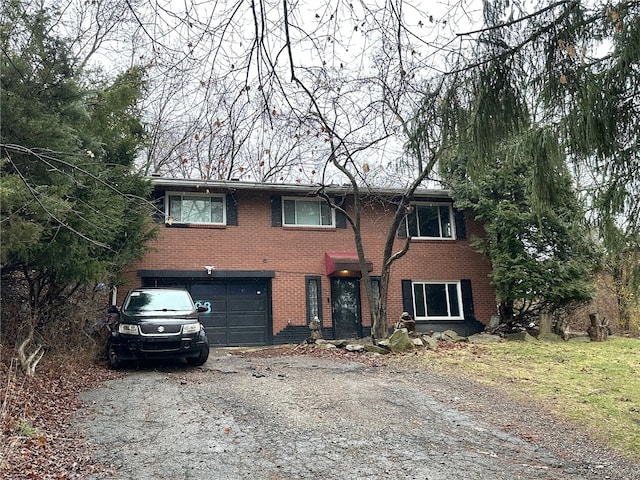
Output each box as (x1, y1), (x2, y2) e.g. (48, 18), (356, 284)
(330, 278), (362, 340)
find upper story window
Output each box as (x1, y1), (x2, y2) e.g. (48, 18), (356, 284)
(412, 281), (463, 321)
(283, 198), (334, 227)
(407, 203), (454, 239)
(167, 193), (226, 225)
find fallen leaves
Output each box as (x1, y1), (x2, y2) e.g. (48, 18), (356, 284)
(1, 349), (124, 479)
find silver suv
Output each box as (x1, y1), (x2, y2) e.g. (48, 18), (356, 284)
(107, 287), (209, 368)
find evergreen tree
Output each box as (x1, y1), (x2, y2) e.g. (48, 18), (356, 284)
(0, 2), (154, 369)
(440, 127), (598, 322)
(434, 1), (638, 325)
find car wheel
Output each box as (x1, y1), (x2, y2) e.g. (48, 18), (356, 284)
(187, 345), (209, 366)
(107, 343), (123, 369)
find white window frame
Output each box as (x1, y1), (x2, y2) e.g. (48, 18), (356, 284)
(407, 203), (455, 239)
(165, 192), (226, 225)
(412, 281), (464, 321)
(282, 197), (335, 228)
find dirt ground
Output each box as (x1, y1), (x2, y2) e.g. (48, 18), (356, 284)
(72, 347), (640, 480)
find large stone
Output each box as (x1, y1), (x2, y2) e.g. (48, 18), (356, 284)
(505, 331), (539, 342)
(345, 344), (365, 352)
(467, 333), (502, 344)
(317, 339), (348, 348)
(364, 344), (391, 354)
(439, 329), (466, 343)
(421, 336), (439, 349)
(388, 329), (415, 352)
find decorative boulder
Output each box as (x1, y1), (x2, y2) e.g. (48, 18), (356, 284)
(345, 344), (365, 352)
(505, 331), (539, 342)
(364, 344), (391, 354)
(438, 329), (466, 343)
(421, 336), (438, 349)
(388, 329), (415, 353)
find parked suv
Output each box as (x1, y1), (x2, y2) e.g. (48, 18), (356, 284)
(107, 287), (209, 369)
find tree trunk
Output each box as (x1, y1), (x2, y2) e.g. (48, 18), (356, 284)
(539, 313), (552, 335)
(371, 268), (391, 342)
(499, 300), (514, 323)
(587, 312), (609, 342)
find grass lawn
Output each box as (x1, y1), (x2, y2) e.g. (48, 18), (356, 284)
(406, 336), (640, 460)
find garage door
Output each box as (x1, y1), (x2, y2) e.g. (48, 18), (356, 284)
(190, 280), (271, 347)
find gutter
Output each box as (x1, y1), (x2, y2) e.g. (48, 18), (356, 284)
(147, 177), (452, 198)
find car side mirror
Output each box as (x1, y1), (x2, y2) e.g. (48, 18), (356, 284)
(197, 305), (208, 313)
(107, 305), (120, 314)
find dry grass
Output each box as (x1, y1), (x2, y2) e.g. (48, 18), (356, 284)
(398, 336), (640, 460)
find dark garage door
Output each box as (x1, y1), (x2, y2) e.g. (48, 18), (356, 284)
(190, 280), (271, 347)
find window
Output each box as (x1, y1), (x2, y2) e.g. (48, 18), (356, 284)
(167, 193), (225, 225)
(283, 198), (334, 227)
(305, 276), (322, 323)
(407, 204), (454, 239)
(412, 281), (463, 320)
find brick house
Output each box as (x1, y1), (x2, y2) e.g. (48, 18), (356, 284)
(119, 178), (496, 346)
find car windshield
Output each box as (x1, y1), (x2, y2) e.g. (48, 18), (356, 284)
(123, 290), (194, 312)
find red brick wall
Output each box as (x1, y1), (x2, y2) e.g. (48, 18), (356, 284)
(122, 190), (496, 336)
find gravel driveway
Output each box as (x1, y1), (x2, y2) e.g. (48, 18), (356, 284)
(76, 348), (639, 480)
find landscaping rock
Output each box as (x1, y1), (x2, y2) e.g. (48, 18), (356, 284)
(437, 329), (467, 343)
(505, 331), (539, 342)
(421, 336), (439, 349)
(412, 338), (424, 347)
(388, 329), (415, 352)
(316, 339), (349, 348)
(364, 344), (390, 355)
(345, 344), (365, 352)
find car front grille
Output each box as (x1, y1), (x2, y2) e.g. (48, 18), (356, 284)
(139, 324), (182, 335)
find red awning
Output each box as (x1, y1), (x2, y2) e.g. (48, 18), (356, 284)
(324, 252), (373, 276)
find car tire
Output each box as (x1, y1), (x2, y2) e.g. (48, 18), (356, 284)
(107, 343), (124, 369)
(187, 345), (209, 366)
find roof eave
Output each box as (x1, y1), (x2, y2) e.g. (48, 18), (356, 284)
(148, 177), (451, 198)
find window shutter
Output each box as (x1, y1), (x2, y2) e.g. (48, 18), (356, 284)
(461, 279), (474, 321)
(335, 210), (347, 228)
(271, 195), (282, 227)
(334, 196), (347, 228)
(454, 209), (466, 239)
(401, 280), (414, 317)
(226, 194), (238, 226)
